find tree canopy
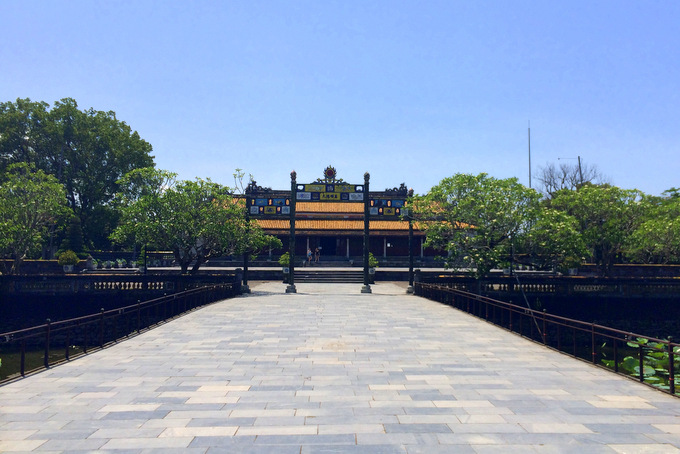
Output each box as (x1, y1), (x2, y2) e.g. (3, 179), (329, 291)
(0, 98), (155, 249)
(413, 173), (541, 278)
(626, 189), (680, 264)
(111, 168), (281, 274)
(0, 163), (69, 274)
(549, 184), (646, 275)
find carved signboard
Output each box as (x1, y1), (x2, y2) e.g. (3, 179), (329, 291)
(249, 197), (290, 215)
(296, 166), (364, 202)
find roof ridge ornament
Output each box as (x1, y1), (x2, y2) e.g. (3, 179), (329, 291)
(245, 180), (272, 194)
(385, 182), (408, 196)
(315, 165), (346, 184)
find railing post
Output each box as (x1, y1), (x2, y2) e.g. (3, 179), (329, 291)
(591, 323), (597, 364)
(557, 324), (561, 351)
(613, 337), (618, 373)
(668, 337), (675, 395)
(137, 300), (141, 334)
(65, 328), (70, 361)
(83, 320), (88, 354)
(21, 339), (26, 376)
(639, 342), (644, 382)
(542, 310), (547, 345)
(44, 318), (51, 369)
(99, 308), (105, 348)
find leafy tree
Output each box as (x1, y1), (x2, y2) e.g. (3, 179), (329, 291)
(626, 189), (680, 264)
(0, 98), (155, 249)
(550, 184), (646, 275)
(59, 216), (85, 255)
(0, 163), (69, 274)
(111, 168), (279, 274)
(0, 98), (51, 172)
(524, 208), (586, 273)
(414, 173), (541, 278)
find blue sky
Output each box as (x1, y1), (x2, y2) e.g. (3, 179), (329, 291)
(2, 1), (678, 195)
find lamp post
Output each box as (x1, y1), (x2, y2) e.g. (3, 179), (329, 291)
(406, 188), (414, 294)
(286, 171), (297, 294)
(361, 172), (372, 294)
(242, 193), (251, 294)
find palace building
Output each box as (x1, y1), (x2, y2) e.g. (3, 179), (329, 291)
(246, 166), (437, 265)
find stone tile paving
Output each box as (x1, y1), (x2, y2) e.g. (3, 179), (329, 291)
(2, 282), (680, 453)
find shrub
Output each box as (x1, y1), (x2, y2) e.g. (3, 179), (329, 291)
(278, 252), (290, 267)
(57, 250), (80, 266)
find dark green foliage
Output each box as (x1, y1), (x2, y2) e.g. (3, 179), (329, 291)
(0, 98), (155, 250)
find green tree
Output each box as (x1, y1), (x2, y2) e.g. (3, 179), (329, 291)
(0, 163), (69, 274)
(0, 98), (155, 250)
(550, 184), (646, 275)
(112, 168), (279, 274)
(0, 98), (51, 172)
(626, 189), (680, 264)
(59, 215), (85, 255)
(414, 173), (541, 278)
(524, 208), (586, 273)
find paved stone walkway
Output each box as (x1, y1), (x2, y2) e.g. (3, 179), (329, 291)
(2, 282), (680, 453)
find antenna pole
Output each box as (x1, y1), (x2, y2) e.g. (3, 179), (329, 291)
(528, 121), (532, 188)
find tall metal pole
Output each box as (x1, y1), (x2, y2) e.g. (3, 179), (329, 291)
(361, 172), (372, 294)
(577, 155), (584, 186)
(528, 120), (532, 189)
(286, 171), (297, 293)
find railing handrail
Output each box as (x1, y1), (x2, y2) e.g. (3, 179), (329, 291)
(0, 282), (239, 385)
(426, 283), (672, 344)
(416, 282), (679, 396)
(0, 285), (221, 339)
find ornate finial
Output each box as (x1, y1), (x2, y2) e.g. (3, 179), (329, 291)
(291, 170), (297, 183)
(314, 166), (345, 184)
(364, 172), (370, 183)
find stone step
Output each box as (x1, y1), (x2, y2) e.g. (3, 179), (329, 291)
(293, 270), (365, 283)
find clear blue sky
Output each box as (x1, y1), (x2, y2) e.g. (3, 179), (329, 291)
(2, 1), (678, 195)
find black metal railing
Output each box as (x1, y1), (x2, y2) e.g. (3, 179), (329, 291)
(2, 273), (242, 295)
(416, 273), (680, 297)
(416, 282), (679, 397)
(0, 283), (238, 384)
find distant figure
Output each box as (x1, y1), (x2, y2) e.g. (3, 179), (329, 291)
(314, 247), (320, 263)
(307, 248), (312, 265)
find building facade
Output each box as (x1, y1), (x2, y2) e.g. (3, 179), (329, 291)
(246, 167), (437, 264)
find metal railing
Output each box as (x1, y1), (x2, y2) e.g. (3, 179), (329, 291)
(0, 283), (238, 384)
(416, 282), (679, 397)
